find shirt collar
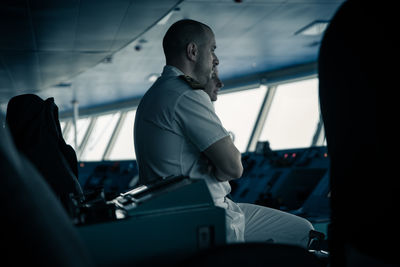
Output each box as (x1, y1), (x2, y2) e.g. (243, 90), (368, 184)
(161, 65), (184, 77)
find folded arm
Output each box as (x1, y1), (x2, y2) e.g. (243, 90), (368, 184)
(203, 135), (243, 182)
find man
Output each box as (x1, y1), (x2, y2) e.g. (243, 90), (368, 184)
(134, 19), (313, 245)
(204, 67), (223, 102)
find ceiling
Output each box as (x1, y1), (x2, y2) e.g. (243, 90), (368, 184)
(0, 0), (345, 115)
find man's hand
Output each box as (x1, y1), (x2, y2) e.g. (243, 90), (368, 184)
(198, 154), (215, 175)
(213, 167), (233, 182)
(206, 158), (229, 182)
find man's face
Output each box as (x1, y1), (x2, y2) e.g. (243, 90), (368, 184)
(194, 28), (219, 86)
(204, 68), (223, 102)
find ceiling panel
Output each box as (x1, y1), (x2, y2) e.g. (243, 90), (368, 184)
(1, 52), (42, 91)
(73, 0), (131, 51)
(0, 0), (345, 114)
(38, 51), (110, 87)
(0, 1), (35, 51)
(31, 0), (80, 51)
(0, 0), (182, 113)
(109, 1), (178, 51)
(0, 65), (14, 94)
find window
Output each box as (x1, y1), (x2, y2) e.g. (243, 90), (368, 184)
(107, 110), (137, 160)
(259, 78), (320, 150)
(63, 121), (73, 147)
(80, 112), (120, 161)
(60, 120), (67, 133)
(58, 76), (321, 162)
(64, 117), (91, 150)
(214, 86), (267, 152)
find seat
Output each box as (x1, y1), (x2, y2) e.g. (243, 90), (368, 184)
(318, 0), (397, 265)
(5, 94), (83, 211)
(0, 112), (94, 266)
(178, 243), (324, 267)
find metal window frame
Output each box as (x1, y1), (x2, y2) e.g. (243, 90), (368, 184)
(246, 85), (277, 152)
(78, 116), (97, 161)
(102, 111), (128, 160)
(246, 75), (322, 152)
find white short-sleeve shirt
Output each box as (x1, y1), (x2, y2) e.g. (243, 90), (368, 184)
(134, 65), (245, 242)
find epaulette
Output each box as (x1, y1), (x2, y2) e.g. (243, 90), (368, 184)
(179, 75), (204, 89)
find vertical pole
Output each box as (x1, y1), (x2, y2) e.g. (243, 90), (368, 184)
(246, 85), (277, 152)
(102, 112), (126, 160)
(72, 99), (79, 157)
(311, 114), (324, 147)
(78, 117), (97, 161)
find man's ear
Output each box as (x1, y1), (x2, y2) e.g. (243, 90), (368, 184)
(186, 42), (198, 61)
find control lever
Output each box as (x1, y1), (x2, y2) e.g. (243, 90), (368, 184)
(307, 229), (329, 264)
(307, 230), (327, 251)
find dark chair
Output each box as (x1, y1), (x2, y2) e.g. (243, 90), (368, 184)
(319, 0), (397, 265)
(178, 243), (324, 267)
(6, 94), (83, 211)
(0, 112), (94, 266)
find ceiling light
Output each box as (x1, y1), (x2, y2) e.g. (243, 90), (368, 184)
(56, 82), (71, 87)
(157, 12), (173, 25)
(102, 55), (112, 64)
(134, 44), (142, 51)
(295, 20), (329, 36)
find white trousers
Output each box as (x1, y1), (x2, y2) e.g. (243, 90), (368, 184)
(237, 202), (314, 248)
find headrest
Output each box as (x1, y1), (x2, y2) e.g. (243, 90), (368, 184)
(6, 94), (62, 151)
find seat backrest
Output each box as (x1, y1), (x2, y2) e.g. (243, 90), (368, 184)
(319, 0), (396, 265)
(178, 243), (324, 267)
(6, 94), (83, 210)
(0, 112), (94, 266)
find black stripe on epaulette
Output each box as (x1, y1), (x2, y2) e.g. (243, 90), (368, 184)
(179, 75), (204, 89)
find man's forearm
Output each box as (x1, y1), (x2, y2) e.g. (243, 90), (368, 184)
(203, 136), (243, 180)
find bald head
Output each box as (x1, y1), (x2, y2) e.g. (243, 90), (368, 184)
(162, 19), (212, 64)
(162, 19), (218, 86)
